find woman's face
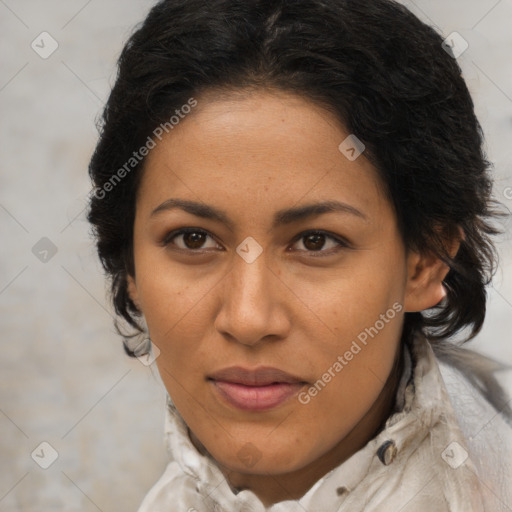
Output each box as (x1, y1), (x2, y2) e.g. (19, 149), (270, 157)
(128, 89), (443, 498)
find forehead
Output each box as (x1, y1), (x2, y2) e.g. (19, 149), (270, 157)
(137, 89), (390, 224)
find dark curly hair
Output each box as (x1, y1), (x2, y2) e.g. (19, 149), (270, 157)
(88, 0), (503, 357)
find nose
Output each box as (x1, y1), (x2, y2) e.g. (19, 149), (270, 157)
(213, 248), (291, 347)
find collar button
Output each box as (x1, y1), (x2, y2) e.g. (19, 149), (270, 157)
(377, 439), (397, 465)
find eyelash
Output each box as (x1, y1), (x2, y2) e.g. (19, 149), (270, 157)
(161, 227), (351, 256)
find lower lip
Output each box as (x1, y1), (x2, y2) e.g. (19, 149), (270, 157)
(211, 380), (305, 411)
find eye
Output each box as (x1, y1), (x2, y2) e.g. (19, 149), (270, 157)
(162, 228), (222, 251)
(289, 230), (349, 255)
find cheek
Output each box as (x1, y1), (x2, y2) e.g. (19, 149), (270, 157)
(134, 266), (215, 396)
(293, 253), (405, 343)
(134, 249), (217, 340)
(293, 256), (405, 406)
(294, 303), (403, 450)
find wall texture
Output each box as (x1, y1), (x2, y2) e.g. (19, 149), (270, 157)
(1, 0), (511, 510)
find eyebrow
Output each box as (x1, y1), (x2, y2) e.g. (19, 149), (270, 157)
(150, 198), (367, 229)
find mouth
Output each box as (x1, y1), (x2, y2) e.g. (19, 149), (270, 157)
(207, 366), (308, 411)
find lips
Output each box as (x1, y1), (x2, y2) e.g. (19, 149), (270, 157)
(209, 366), (304, 386)
(208, 366), (307, 411)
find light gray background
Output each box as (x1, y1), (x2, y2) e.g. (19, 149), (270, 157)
(1, 1), (511, 511)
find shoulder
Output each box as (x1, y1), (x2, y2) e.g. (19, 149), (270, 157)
(437, 354), (512, 511)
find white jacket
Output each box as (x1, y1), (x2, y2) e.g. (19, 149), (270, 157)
(137, 333), (512, 511)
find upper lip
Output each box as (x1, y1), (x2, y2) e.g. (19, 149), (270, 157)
(208, 366), (306, 386)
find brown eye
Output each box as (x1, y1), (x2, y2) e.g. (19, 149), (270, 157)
(182, 231), (207, 249)
(303, 233), (327, 251)
(163, 228), (221, 251)
(291, 230), (349, 254)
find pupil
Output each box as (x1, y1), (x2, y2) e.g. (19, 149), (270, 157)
(304, 234), (325, 251)
(185, 232), (205, 249)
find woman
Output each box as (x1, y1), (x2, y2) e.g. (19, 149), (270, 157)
(87, 0), (512, 510)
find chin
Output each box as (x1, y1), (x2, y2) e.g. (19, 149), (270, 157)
(212, 443), (309, 476)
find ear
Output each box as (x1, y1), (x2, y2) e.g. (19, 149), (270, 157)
(127, 273), (141, 311)
(403, 231), (462, 313)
